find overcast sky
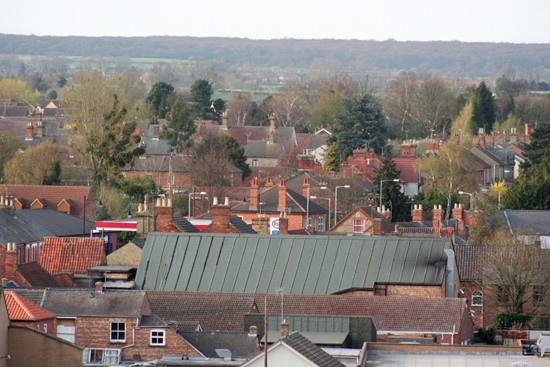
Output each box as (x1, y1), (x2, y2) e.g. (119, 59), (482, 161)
(2, 0), (549, 43)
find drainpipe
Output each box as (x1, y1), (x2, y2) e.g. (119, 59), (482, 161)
(121, 318), (137, 359)
(444, 249), (455, 298)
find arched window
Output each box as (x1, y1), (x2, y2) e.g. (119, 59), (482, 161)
(472, 290), (483, 306)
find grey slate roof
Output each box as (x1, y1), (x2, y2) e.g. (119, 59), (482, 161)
(500, 210), (550, 235)
(135, 233), (451, 293)
(172, 213), (200, 233)
(193, 213), (257, 234)
(235, 186), (327, 214)
(41, 289), (150, 317)
(0, 208), (53, 243)
(244, 140), (285, 159)
(0, 208), (95, 244)
(13, 209), (96, 236)
(280, 332), (346, 367)
(178, 331), (260, 359)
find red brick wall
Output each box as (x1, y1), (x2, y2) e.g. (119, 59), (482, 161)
(236, 212), (305, 232)
(128, 327), (200, 361)
(10, 319), (56, 336)
(74, 317), (200, 361)
(341, 285), (443, 298)
(385, 285), (444, 298)
(75, 317), (137, 349)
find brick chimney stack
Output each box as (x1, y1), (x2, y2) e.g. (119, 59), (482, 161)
(4, 242), (18, 279)
(95, 281), (104, 293)
(278, 212), (289, 235)
(412, 204), (423, 222)
(203, 197), (238, 234)
(378, 205), (391, 220)
(452, 203), (465, 237)
(155, 197), (179, 232)
(373, 218), (383, 235)
(221, 111), (228, 130)
(432, 205), (443, 228)
(25, 122), (34, 141)
(251, 215), (270, 234)
(36, 120), (44, 138)
(401, 140), (417, 157)
(278, 180), (287, 212)
(297, 150), (315, 171)
(302, 177), (310, 198)
(280, 319), (289, 338)
(250, 177), (259, 210)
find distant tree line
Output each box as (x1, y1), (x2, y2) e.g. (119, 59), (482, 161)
(1, 34), (550, 82)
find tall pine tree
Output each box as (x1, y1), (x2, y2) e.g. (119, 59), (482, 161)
(471, 81), (496, 133)
(372, 146), (411, 222)
(328, 94), (386, 159)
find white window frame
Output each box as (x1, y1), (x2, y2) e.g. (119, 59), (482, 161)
(353, 219), (364, 233)
(533, 285), (544, 303)
(150, 329), (166, 346)
(83, 348), (121, 364)
(472, 290), (483, 306)
(110, 320), (126, 343)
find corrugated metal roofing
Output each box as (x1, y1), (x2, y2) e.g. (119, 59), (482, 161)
(135, 233), (451, 293)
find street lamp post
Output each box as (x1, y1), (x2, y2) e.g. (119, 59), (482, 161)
(379, 179), (400, 209)
(310, 196), (330, 231)
(458, 191), (474, 211)
(334, 185), (350, 226)
(305, 186), (310, 229)
(259, 202), (265, 215)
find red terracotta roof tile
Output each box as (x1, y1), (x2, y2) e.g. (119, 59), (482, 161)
(147, 291), (467, 334)
(17, 262), (65, 287)
(39, 236), (106, 275)
(5, 291), (56, 321)
(2, 184), (94, 218)
(392, 157), (420, 183)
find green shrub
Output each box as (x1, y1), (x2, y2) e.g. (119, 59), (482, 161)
(493, 312), (532, 330)
(532, 315), (550, 330)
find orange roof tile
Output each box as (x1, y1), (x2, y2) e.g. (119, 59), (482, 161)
(39, 236), (106, 275)
(5, 291), (56, 321)
(392, 157), (420, 183)
(2, 184), (94, 219)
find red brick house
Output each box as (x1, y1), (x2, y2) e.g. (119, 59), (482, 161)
(1, 185), (94, 219)
(231, 178), (328, 233)
(20, 287), (202, 364)
(330, 206), (395, 235)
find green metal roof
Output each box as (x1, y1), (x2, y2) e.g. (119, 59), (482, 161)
(135, 233), (451, 293)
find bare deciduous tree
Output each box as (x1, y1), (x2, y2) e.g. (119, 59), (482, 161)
(226, 92), (253, 126)
(483, 229), (550, 315)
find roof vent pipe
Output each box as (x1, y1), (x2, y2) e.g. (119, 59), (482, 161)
(444, 249), (455, 298)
